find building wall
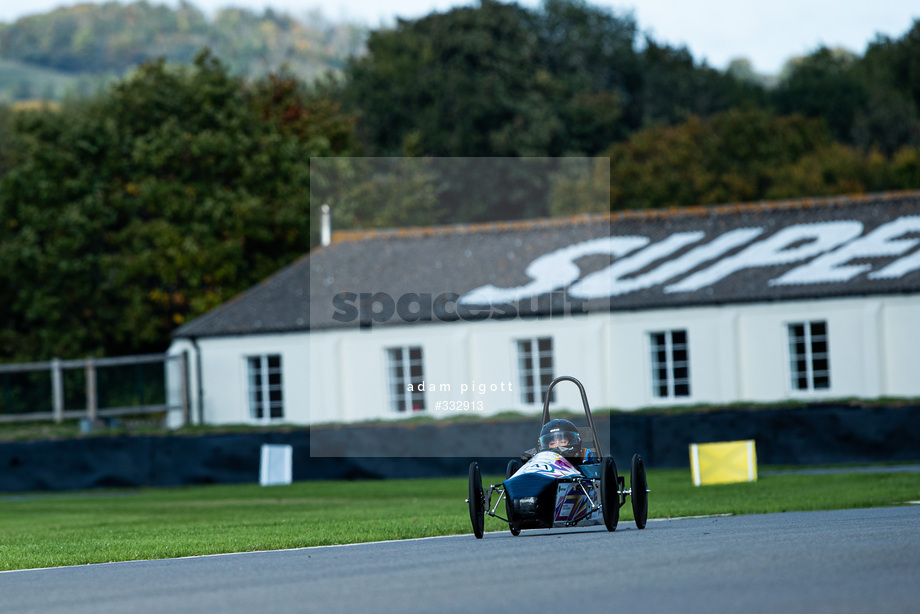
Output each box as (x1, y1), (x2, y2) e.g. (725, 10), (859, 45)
(881, 297), (920, 397)
(169, 333), (311, 426)
(309, 313), (611, 424)
(169, 294), (920, 426)
(733, 296), (918, 403)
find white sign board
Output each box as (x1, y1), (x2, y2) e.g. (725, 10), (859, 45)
(259, 444), (293, 486)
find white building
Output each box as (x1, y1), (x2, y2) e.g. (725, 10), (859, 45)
(167, 191), (920, 427)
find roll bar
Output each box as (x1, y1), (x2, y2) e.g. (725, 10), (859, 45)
(540, 375), (604, 458)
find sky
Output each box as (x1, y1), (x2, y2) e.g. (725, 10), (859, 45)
(0, 0), (917, 75)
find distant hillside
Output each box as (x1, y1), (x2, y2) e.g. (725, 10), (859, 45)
(0, 1), (366, 102)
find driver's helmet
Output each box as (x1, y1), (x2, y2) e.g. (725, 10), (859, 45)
(538, 419), (582, 456)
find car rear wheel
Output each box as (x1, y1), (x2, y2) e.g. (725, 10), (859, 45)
(468, 462), (485, 539)
(600, 456), (619, 532)
(631, 454), (649, 530)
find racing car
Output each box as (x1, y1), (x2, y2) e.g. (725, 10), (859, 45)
(467, 375), (649, 538)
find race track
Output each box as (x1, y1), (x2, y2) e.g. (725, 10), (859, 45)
(2, 506), (918, 614)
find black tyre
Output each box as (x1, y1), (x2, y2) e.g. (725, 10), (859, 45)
(505, 495), (521, 536)
(468, 462), (485, 539)
(504, 460), (522, 536)
(631, 454), (649, 530)
(600, 456), (619, 532)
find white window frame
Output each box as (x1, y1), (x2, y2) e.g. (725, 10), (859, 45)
(786, 320), (831, 392)
(648, 329), (691, 399)
(386, 346), (426, 413)
(515, 337), (555, 405)
(246, 354), (283, 423)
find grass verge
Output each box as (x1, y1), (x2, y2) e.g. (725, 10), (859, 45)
(1, 466), (918, 571)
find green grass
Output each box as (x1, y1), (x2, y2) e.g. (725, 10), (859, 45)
(1, 467), (919, 571)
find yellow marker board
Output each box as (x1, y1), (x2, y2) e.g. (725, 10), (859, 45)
(689, 440), (757, 486)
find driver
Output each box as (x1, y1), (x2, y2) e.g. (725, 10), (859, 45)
(538, 419), (594, 461)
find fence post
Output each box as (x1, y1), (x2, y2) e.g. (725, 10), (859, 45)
(180, 351), (190, 427)
(85, 357), (98, 422)
(51, 358), (64, 423)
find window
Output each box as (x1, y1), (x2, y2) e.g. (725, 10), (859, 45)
(247, 354), (283, 421)
(387, 346), (426, 412)
(788, 321), (830, 391)
(516, 337), (555, 404)
(649, 330), (690, 398)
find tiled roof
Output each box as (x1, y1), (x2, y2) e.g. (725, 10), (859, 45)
(173, 191), (920, 338)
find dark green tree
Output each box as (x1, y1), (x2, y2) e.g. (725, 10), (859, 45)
(0, 52), (354, 361)
(772, 47), (868, 145)
(0, 103), (12, 176)
(636, 39), (768, 129)
(850, 20), (920, 153)
(533, 0), (638, 153)
(342, 0), (769, 163)
(344, 0), (556, 158)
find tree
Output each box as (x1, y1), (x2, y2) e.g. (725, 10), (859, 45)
(606, 109), (840, 209)
(344, 0), (556, 158)
(341, 2), (585, 222)
(0, 104), (13, 176)
(0, 0), (363, 97)
(310, 157), (443, 236)
(725, 58), (770, 87)
(533, 0), (638, 153)
(602, 107), (920, 212)
(548, 156), (609, 215)
(636, 40), (767, 129)
(0, 1), (209, 73)
(0, 52), (354, 361)
(772, 47), (868, 145)
(341, 0), (769, 164)
(850, 20), (920, 153)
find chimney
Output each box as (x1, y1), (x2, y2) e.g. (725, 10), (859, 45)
(320, 204), (331, 247)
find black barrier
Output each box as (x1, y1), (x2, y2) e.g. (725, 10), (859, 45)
(636, 405), (920, 468)
(1, 405), (919, 492)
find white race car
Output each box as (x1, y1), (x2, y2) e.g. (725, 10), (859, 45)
(467, 376), (649, 538)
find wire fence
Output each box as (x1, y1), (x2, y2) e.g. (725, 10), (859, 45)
(0, 352), (189, 426)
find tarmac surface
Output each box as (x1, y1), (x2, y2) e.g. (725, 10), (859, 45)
(2, 505), (918, 613)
